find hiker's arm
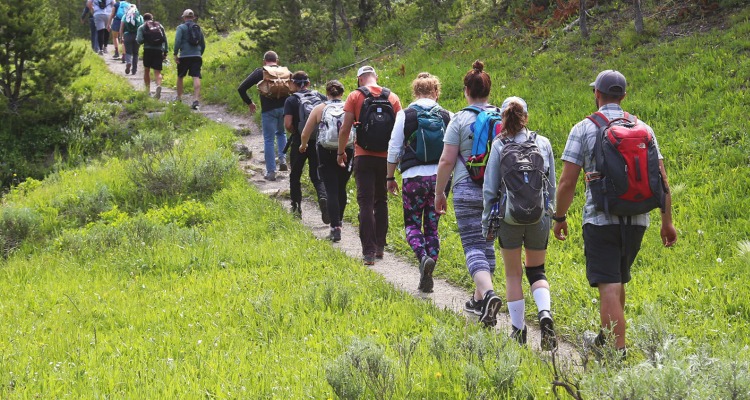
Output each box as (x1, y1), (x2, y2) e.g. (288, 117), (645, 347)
(435, 144), (458, 215)
(162, 28), (169, 55)
(87, 0), (94, 14)
(659, 160), (677, 247)
(337, 111), (355, 167)
(135, 25), (143, 44)
(284, 115), (295, 135)
(299, 105), (323, 153)
(386, 109), (406, 196)
(237, 69), (261, 110)
(552, 161), (581, 241)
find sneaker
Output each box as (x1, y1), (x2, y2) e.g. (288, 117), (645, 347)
(278, 157), (287, 172)
(121, 58), (126, 63)
(290, 202), (301, 219)
(511, 325), (528, 345)
(125, 64), (131, 74)
(191, 101), (200, 110)
(464, 297), (483, 316)
(539, 310), (557, 351)
(418, 256), (436, 293)
(479, 290), (502, 327)
(131, 67), (137, 75)
(583, 330), (605, 361)
(363, 254), (376, 265)
(154, 86), (162, 100)
(263, 172), (276, 181)
(112, 53), (120, 59)
(98, 50), (104, 55)
(375, 246), (385, 259)
(318, 198), (330, 225)
(329, 227), (341, 242)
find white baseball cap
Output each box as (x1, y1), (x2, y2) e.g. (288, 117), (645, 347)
(356, 65), (376, 77)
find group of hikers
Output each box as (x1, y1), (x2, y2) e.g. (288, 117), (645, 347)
(82, 3), (205, 109)
(237, 52), (678, 355)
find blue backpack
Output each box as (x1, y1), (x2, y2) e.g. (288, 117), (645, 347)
(115, 1), (130, 19)
(460, 106), (503, 184)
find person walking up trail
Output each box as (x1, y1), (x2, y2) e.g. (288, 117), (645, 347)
(120, 4), (142, 75)
(88, 0), (114, 55)
(108, 0), (130, 60)
(386, 72), (451, 293)
(80, 3), (98, 53)
(435, 60), (502, 327)
(553, 70), (677, 357)
(237, 51), (292, 181)
(283, 71), (328, 221)
(299, 80), (354, 242)
(136, 13), (167, 98)
(337, 66), (402, 265)
(482, 96), (557, 348)
(173, 9), (205, 110)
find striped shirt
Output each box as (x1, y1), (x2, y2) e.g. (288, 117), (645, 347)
(561, 103), (663, 227)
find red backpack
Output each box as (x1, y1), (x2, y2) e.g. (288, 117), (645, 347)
(587, 112), (666, 216)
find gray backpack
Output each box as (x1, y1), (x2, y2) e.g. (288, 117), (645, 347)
(497, 132), (550, 225)
(317, 101), (354, 150)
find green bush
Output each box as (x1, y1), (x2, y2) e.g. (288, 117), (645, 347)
(0, 207), (42, 258)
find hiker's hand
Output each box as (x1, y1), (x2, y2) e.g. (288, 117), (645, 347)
(435, 193), (447, 215)
(248, 103), (256, 114)
(553, 221), (568, 241)
(174, 56), (179, 64)
(387, 180), (399, 196)
(299, 143), (307, 153)
(337, 152), (348, 168)
(661, 223), (677, 247)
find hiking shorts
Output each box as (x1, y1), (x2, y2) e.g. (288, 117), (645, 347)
(143, 49), (164, 71)
(496, 216), (550, 250)
(177, 57), (202, 78)
(111, 18), (121, 32)
(94, 13), (109, 30)
(583, 223), (646, 287)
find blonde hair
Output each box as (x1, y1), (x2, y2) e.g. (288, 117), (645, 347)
(411, 72), (441, 100)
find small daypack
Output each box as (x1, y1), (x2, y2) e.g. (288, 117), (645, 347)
(123, 6), (141, 34)
(460, 106), (504, 184)
(317, 101), (354, 150)
(587, 112), (665, 216)
(115, 1), (130, 19)
(185, 21), (202, 46)
(294, 91), (324, 135)
(355, 87), (396, 152)
(143, 20), (166, 45)
(497, 132), (550, 225)
(257, 66), (295, 99)
(403, 104), (447, 164)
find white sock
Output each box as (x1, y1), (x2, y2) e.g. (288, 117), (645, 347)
(533, 287), (551, 314)
(508, 299), (525, 330)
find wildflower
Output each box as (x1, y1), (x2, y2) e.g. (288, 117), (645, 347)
(435, 372), (442, 379)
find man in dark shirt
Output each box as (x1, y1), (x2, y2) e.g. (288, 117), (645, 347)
(237, 51), (290, 181)
(80, 3), (98, 52)
(283, 71), (328, 222)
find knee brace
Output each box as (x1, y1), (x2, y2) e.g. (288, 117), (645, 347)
(525, 264), (547, 286)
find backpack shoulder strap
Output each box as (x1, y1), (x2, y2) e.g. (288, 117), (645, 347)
(527, 131), (538, 143)
(356, 86), (371, 98)
(623, 112), (638, 124)
(587, 112), (609, 128)
(403, 107), (418, 143)
(461, 106), (481, 114)
(380, 87), (391, 100)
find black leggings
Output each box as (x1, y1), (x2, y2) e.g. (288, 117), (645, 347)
(97, 29), (110, 51)
(317, 145), (353, 228)
(289, 135), (326, 205)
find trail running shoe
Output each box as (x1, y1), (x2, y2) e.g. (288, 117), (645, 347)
(464, 297), (482, 316)
(511, 325), (528, 345)
(539, 310), (557, 350)
(479, 290), (502, 327)
(363, 254), (375, 265)
(418, 256), (435, 293)
(263, 172), (276, 181)
(125, 63), (131, 74)
(155, 86), (162, 100)
(329, 227), (341, 242)
(191, 100), (200, 110)
(290, 202), (301, 219)
(278, 157), (287, 171)
(375, 246), (384, 259)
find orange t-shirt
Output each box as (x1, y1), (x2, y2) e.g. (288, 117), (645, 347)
(343, 85), (402, 158)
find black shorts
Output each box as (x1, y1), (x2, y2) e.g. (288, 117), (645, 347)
(583, 223), (646, 287)
(142, 49), (164, 71)
(177, 57), (202, 78)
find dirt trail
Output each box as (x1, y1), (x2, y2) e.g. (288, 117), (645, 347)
(102, 52), (578, 360)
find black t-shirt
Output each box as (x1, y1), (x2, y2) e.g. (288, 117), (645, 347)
(283, 89), (326, 135)
(237, 67), (289, 112)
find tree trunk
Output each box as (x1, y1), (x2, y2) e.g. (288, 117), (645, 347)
(579, 0), (589, 39)
(331, 0), (339, 39)
(339, 2), (352, 42)
(634, 0), (644, 34)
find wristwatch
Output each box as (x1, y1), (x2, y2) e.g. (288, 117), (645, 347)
(551, 213), (567, 223)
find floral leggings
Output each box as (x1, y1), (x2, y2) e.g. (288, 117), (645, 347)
(401, 175), (441, 263)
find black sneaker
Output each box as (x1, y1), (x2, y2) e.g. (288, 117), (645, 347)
(583, 330), (605, 361)
(191, 100), (200, 110)
(329, 227), (341, 242)
(539, 310), (557, 351)
(278, 157), (287, 172)
(375, 246), (385, 259)
(511, 325), (528, 345)
(318, 198), (330, 225)
(479, 290), (502, 327)
(464, 297), (482, 316)
(418, 256), (435, 293)
(290, 202), (302, 219)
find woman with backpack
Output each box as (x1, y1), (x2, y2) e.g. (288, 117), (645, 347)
(385, 72), (451, 293)
(482, 97), (557, 349)
(298, 80), (354, 243)
(435, 60), (502, 327)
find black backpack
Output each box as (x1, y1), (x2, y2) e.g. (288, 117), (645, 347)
(355, 87), (395, 152)
(294, 91), (324, 135)
(185, 21), (202, 46)
(143, 20), (166, 45)
(496, 133), (550, 225)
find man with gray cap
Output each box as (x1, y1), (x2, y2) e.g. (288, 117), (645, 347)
(173, 9), (205, 110)
(552, 70), (677, 357)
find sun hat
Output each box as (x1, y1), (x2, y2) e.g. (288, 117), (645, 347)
(590, 70), (627, 96)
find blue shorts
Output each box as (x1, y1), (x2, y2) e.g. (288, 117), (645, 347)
(111, 18), (121, 32)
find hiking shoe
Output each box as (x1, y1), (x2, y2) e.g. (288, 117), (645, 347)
(464, 297), (483, 316)
(191, 101), (200, 110)
(125, 63), (131, 74)
(290, 202), (302, 219)
(263, 172), (276, 181)
(375, 246), (385, 259)
(418, 256), (435, 293)
(511, 325), (528, 345)
(121, 58), (126, 63)
(363, 254), (376, 265)
(539, 310), (557, 351)
(329, 227), (341, 242)
(583, 330), (605, 361)
(112, 53), (120, 59)
(479, 290), (502, 327)
(131, 67), (137, 75)
(318, 198), (330, 225)
(98, 50), (104, 55)
(155, 86), (162, 100)
(278, 157), (287, 172)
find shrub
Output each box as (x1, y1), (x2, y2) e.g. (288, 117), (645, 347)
(0, 207), (42, 258)
(50, 184), (114, 227)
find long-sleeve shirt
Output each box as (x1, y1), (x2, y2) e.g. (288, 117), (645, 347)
(173, 21), (205, 58)
(237, 67), (287, 112)
(387, 98), (442, 178)
(81, 5), (92, 19)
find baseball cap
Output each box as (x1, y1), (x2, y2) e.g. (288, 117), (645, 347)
(500, 96), (528, 114)
(590, 70), (627, 96)
(356, 65), (376, 77)
(182, 9), (195, 18)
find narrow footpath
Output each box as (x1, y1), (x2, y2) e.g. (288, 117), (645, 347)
(102, 52), (577, 360)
